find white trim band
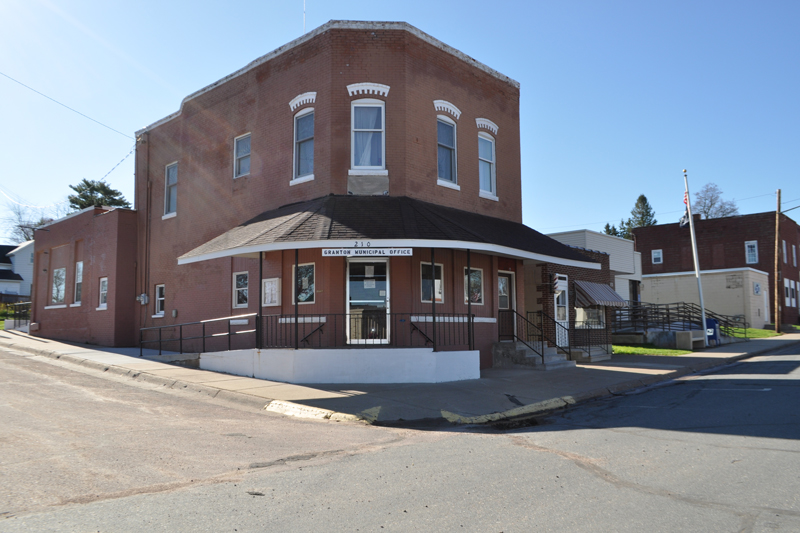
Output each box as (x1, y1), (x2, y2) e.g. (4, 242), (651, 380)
(347, 83), (390, 97)
(476, 118), (499, 135)
(643, 267), (770, 278)
(289, 92), (317, 112)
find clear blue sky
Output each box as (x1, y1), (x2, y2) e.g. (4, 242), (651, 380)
(2, 0), (798, 244)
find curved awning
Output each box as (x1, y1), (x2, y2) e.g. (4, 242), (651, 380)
(574, 280), (626, 308)
(177, 195), (601, 269)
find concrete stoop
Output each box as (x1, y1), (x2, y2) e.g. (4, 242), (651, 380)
(569, 349), (612, 364)
(492, 341), (576, 371)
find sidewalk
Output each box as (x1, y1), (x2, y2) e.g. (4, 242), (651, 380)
(2, 328), (799, 426)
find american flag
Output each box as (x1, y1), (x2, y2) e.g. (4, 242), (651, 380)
(684, 191), (689, 205)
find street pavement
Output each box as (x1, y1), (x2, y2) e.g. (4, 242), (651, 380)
(1, 327), (799, 426)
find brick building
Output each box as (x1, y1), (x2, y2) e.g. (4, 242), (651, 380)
(31, 21), (616, 382)
(633, 212), (800, 328)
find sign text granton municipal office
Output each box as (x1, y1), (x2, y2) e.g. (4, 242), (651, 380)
(322, 248), (413, 257)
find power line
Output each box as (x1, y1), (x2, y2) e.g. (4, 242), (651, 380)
(0, 70), (133, 140)
(0, 144), (136, 210)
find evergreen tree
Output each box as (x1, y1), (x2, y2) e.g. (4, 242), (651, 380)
(603, 223), (619, 237)
(629, 194), (657, 228)
(68, 179), (131, 211)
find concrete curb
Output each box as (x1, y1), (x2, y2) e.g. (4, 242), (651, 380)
(0, 338), (362, 424)
(3, 335), (799, 427)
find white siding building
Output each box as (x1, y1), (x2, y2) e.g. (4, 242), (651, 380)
(546, 230), (642, 301)
(3, 241), (34, 297)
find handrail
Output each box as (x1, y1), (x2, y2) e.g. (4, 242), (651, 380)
(139, 313), (258, 356)
(499, 309), (545, 364)
(613, 301), (748, 340)
(534, 310), (573, 360)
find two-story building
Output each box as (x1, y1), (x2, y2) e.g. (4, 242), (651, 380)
(30, 21), (607, 382)
(633, 212), (800, 328)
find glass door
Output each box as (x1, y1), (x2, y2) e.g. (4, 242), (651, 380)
(347, 259), (389, 344)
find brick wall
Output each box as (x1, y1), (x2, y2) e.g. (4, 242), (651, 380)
(633, 212), (800, 325)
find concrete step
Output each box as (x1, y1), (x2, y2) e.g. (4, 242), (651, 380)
(532, 360), (577, 371)
(571, 351), (611, 363)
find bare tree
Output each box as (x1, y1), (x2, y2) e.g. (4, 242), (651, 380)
(694, 183), (739, 219)
(2, 200), (68, 244)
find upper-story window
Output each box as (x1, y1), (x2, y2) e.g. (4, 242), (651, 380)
(652, 249), (663, 264)
(794, 245), (797, 267)
(437, 117), (456, 183)
(234, 134), (251, 178)
(745, 241), (758, 264)
(351, 100), (385, 171)
(478, 133), (496, 196)
(164, 162), (177, 216)
(294, 109), (314, 180)
(783, 240), (787, 263)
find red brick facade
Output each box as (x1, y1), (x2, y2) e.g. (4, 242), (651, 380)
(633, 212), (800, 325)
(31, 208), (137, 346)
(30, 21), (594, 370)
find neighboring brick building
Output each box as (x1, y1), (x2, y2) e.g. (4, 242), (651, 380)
(31, 21), (615, 380)
(633, 212), (800, 327)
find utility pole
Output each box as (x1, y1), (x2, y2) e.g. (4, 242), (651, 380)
(775, 189), (781, 334)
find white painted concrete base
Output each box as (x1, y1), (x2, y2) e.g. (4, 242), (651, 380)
(200, 347), (480, 383)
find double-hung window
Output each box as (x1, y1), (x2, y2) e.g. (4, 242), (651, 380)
(478, 133), (496, 196)
(51, 268), (66, 305)
(421, 263), (444, 303)
(294, 109), (314, 180)
(74, 261), (83, 304)
(794, 245), (797, 267)
(233, 272), (248, 308)
(351, 100), (385, 171)
(783, 240), (787, 263)
(234, 134), (251, 178)
(745, 241), (758, 264)
(652, 249), (663, 265)
(437, 118), (456, 183)
(98, 277), (108, 309)
(154, 285), (165, 316)
(164, 163), (177, 216)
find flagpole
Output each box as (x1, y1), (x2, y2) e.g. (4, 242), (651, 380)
(684, 169), (708, 347)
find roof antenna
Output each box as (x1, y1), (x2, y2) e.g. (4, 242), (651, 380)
(303, 0), (306, 34)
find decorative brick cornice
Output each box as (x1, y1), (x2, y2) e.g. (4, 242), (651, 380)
(289, 92), (316, 112)
(433, 100), (461, 120)
(347, 83), (390, 97)
(476, 118), (499, 135)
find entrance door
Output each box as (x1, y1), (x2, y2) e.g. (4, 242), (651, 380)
(498, 272), (515, 338)
(347, 259), (389, 344)
(554, 274), (569, 346)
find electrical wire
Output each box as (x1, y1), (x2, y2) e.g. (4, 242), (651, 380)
(0, 70), (133, 140)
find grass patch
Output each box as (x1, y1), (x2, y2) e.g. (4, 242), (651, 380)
(613, 343), (692, 356)
(727, 327), (781, 339)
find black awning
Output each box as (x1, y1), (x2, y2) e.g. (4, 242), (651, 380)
(574, 280), (626, 308)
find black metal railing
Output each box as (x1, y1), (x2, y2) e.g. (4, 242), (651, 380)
(140, 313), (258, 356)
(257, 313), (473, 350)
(139, 312), (474, 356)
(571, 320), (611, 356)
(7, 302), (31, 330)
(612, 301), (748, 339)
(498, 309), (547, 363)
(531, 310), (573, 360)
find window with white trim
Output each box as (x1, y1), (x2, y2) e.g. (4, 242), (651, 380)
(745, 241), (758, 264)
(421, 263), (444, 303)
(792, 280), (797, 308)
(262, 278), (281, 307)
(293, 264), (315, 304)
(164, 162), (177, 215)
(464, 267), (483, 305)
(294, 109), (314, 180)
(794, 245), (797, 267)
(233, 272), (248, 308)
(437, 117), (456, 183)
(51, 267), (66, 305)
(652, 249), (663, 264)
(74, 261), (83, 304)
(576, 306), (606, 328)
(98, 277), (108, 309)
(478, 133), (496, 195)
(351, 100), (385, 170)
(785, 278), (791, 307)
(234, 134), (251, 178)
(155, 284), (165, 316)
(783, 240), (787, 263)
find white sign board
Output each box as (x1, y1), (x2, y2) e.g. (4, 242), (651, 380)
(322, 248), (413, 257)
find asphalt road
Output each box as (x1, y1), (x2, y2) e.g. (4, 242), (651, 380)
(1, 344), (799, 532)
